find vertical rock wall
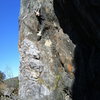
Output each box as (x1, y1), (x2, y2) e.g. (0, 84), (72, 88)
(19, 0), (75, 100)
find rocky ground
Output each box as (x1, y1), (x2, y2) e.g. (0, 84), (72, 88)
(0, 77), (18, 100)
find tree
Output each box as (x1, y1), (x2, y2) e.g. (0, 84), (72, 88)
(5, 66), (13, 79)
(0, 71), (6, 81)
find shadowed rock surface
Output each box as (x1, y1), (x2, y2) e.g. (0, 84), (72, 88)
(54, 0), (100, 100)
(19, 0), (75, 100)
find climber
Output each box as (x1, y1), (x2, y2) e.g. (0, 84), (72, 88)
(34, 6), (45, 41)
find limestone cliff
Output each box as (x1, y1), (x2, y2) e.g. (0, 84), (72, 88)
(19, 0), (75, 100)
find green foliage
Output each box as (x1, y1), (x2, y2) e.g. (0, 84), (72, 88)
(0, 71), (6, 81)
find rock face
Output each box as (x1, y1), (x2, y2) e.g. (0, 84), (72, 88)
(19, 0), (75, 100)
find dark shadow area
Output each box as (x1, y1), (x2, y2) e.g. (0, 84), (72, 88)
(53, 0), (100, 100)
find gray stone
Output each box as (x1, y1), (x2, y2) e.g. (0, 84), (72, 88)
(19, 0), (75, 100)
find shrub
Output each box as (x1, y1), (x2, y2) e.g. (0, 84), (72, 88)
(0, 71), (6, 81)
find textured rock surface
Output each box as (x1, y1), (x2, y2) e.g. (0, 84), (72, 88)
(19, 0), (75, 100)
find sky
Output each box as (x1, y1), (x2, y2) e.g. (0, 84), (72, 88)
(0, 0), (20, 78)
